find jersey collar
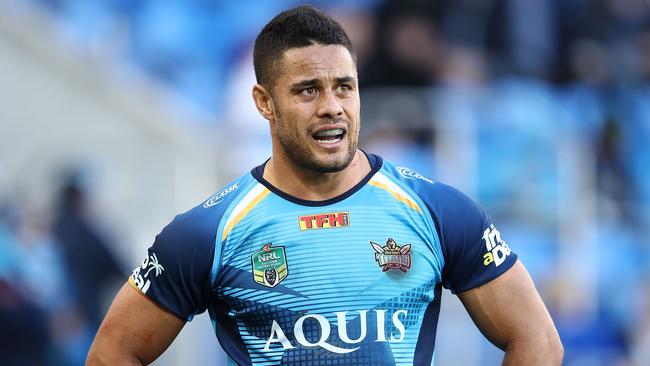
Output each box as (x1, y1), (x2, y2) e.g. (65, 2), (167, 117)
(251, 151), (383, 207)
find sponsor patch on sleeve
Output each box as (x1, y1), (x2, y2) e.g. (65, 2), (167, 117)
(130, 252), (165, 294)
(482, 225), (511, 267)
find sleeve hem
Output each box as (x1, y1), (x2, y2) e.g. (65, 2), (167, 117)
(450, 254), (519, 295)
(127, 277), (190, 322)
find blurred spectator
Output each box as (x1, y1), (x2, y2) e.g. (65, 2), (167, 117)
(0, 278), (50, 366)
(595, 118), (638, 222)
(362, 0), (444, 87)
(53, 177), (124, 329)
(0, 183), (98, 365)
(17, 207), (92, 365)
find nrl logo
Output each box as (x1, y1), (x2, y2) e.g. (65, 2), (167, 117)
(370, 238), (412, 273)
(252, 243), (288, 287)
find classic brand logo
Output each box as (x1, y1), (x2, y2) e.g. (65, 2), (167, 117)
(370, 238), (412, 273)
(203, 182), (239, 208)
(396, 166), (435, 184)
(298, 211), (349, 230)
(252, 244), (288, 287)
(482, 225), (511, 267)
(130, 252), (165, 294)
(263, 309), (408, 354)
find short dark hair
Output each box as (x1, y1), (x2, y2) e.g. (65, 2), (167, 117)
(253, 5), (355, 89)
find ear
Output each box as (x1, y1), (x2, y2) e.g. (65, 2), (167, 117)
(252, 84), (274, 121)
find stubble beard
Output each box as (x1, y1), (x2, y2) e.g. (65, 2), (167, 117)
(275, 113), (358, 174)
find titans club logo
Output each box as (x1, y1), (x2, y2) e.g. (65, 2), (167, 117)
(370, 238), (412, 273)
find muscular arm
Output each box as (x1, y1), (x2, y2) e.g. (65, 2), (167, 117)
(86, 282), (185, 365)
(459, 260), (563, 365)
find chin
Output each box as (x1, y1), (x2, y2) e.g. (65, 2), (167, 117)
(291, 151), (352, 174)
(309, 151), (356, 173)
(279, 134), (358, 174)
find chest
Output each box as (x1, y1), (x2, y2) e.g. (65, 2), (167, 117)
(215, 194), (443, 309)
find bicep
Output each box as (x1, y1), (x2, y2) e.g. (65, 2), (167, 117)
(458, 260), (557, 350)
(87, 282), (185, 365)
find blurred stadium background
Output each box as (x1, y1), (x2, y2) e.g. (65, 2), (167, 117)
(1, 0), (649, 365)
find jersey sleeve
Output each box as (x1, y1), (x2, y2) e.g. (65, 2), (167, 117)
(424, 183), (517, 294)
(129, 209), (216, 321)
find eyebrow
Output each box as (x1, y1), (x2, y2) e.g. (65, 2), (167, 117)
(289, 76), (356, 91)
(335, 76), (355, 84)
(290, 79), (321, 90)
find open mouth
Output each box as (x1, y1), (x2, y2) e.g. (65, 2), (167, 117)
(312, 128), (346, 144)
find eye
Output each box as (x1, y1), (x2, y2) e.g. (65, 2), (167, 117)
(301, 87), (318, 96)
(335, 84), (353, 94)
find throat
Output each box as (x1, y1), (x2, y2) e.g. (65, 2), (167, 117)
(262, 150), (370, 201)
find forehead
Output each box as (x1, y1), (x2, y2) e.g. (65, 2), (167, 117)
(277, 44), (357, 84)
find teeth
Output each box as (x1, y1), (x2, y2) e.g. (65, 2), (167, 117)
(314, 128), (344, 138)
(315, 137), (342, 144)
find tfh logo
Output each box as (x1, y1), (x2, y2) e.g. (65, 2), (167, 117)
(299, 212), (349, 230)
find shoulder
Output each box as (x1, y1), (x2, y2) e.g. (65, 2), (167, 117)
(129, 172), (257, 316)
(378, 158), (517, 293)
(379, 159), (480, 219)
(148, 173), (256, 264)
(378, 158), (491, 257)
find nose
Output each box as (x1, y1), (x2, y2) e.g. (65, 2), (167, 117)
(316, 90), (343, 118)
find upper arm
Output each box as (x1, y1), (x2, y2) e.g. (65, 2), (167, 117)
(86, 203), (222, 364)
(459, 260), (561, 357)
(87, 282), (185, 365)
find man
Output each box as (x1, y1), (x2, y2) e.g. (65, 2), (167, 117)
(87, 5), (563, 365)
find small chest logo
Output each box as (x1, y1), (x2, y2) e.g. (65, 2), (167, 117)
(204, 182), (239, 208)
(396, 167), (435, 184)
(370, 238), (412, 273)
(252, 244), (289, 287)
(298, 211), (349, 230)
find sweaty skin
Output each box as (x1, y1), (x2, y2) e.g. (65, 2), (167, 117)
(459, 261), (563, 365)
(252, 44), (370, 200)
(86, 283), (183, 365)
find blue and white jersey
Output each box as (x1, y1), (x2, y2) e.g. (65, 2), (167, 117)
(129, 154), (517, 365)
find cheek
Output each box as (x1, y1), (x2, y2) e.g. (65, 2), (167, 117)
(343, 94), (360, 111)
(344, 100), (361, 124)
(282, 104), (313, 129)
(275, 107), (304, 137)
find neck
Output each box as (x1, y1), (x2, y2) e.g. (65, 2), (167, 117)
(262, 150), (371, 201)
